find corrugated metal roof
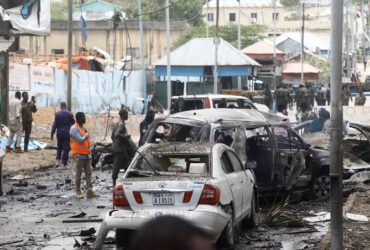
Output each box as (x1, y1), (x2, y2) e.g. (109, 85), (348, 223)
(204, 0), (283, 8)
(283, 62), (320, 74)
(74, 0), (121, 12)
(155, 38), (260, 67)
(242, 41), (285, 55)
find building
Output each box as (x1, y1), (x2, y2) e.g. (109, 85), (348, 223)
(73, 0), (123, 21)
(202, 0), (331, 31)
(242, 40), (285, 85)
(18, 20), (188, 67)
(282, 61), (320, 85)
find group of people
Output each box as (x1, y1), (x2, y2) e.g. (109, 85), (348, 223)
(6, 91), (37, 153)
(49, 101), (156, 199)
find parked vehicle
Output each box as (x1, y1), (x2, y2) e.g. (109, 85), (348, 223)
(94, 142), (257, 249)
(170, 94), (257, 114)
(141, 109), (331, 198)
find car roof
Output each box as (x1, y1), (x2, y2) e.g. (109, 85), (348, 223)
(143, 142), (214, 155)
(168, 108), (269, 125)
(172, 94), (251, 101)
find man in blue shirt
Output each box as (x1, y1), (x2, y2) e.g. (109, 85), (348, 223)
(51, 102), (75, 167)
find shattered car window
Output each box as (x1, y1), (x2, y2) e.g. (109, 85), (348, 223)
(214, 128), (236, 146)
(151, 122), (203, 143)
(344, 127), (368, 142)
(245, 127), (271, 161)
(132, 153), (210, 175)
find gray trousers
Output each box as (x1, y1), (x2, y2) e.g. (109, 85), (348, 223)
(7, 120), (22, 148)
(75, 158), (92, 192)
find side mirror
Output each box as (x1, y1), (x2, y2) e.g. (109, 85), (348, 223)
(245, 160), (257, 169)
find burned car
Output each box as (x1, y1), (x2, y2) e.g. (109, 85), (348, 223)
(94, 142), (256, 249)
(140, 109), (330, 198)
(294, 121), (370, 176)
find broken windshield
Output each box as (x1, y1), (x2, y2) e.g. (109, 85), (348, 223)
(130, 153), (211, 176)
(149, 122), (204, 143)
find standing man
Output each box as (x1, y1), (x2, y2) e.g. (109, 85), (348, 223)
(342, 86), (352, 106)
(111, 109), (136, 187)
(51, 102), (75, 167)
(21, 92), (37, 152)
(70, 112), (99, 199)
(355, 91), (367, 106)
(139, 110), (155, 146)
(6, 91), (23, 153)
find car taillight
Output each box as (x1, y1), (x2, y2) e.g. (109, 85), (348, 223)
(183, 191), (193, 203)
(133, 191), (143, 204)
(113, 185), (129, 207)
(204, 97), (211, 109)
(198, 184), (220, 205)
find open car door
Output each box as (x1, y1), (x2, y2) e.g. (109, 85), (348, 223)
(271, 126), (308, 190)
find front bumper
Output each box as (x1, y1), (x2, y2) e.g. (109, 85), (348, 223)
(93, 205), (230, 249)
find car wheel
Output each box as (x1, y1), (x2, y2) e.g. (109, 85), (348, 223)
(116, 229), (132, 248)
(218, 204), (234, 247)
(312, 172), (330, 200)
(243, 192), (256, 228)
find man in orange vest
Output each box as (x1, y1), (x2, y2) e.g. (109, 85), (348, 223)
(70, 112), (99, 199)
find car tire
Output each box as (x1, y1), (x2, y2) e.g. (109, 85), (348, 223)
(312, 169), (330, 200)
(116, 229), (132, 248)
(243, 192), (256, 228)
(218, 204), (234, 247)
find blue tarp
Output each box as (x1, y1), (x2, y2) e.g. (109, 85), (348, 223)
(155, 66), (204, 77)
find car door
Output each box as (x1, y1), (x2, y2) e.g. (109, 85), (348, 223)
(343, 125), (370, 163)
(272, 126), (308, 190)
(220, 150), (243, 219)
(226, 150), (253, 218)
(245, 126), (274, 189)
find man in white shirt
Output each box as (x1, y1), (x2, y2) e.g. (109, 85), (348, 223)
(6, 91), (23, 153)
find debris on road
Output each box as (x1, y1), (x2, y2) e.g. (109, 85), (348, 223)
(70, 212), (87, 218)
(79, 227), (96, 236)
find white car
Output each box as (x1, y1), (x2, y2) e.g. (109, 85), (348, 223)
(94, 142), (257, 249)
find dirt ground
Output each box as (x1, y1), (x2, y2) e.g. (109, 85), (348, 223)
(1, 111), (370, 249)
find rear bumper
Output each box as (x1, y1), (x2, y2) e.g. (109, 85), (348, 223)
(93, 205), (230, 249)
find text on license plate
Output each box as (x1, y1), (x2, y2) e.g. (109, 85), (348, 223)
(153, 193), (174, 205)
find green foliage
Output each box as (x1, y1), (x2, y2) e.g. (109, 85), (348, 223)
(51, 1), (68, 21)
(280, 0), (299, 7)
(174, 24), (266, 49)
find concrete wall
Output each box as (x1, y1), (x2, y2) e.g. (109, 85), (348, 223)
(19, 20), (188, 67)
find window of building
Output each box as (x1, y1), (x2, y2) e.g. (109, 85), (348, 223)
(126, 48), (140, 58)
(207, 13), (214, 22)
(229, 13), (236, 22)
(272, 12), (279, 21)
(250, 13), (257, 23)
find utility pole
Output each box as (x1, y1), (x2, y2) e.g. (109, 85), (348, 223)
(362, 3), (367, 72)
(67, 0), (72, 111)
(272, 0), (277, 112)
(345, 2), (350, 77)
(330, 0), (344, 249)
(166, 0), (171, 110)
(206, 0), (209, 37)
(237, 0), (241, 90)
(213, 0), (219, 94)
(138, 0), (147, 113)
(301, 1), (305, 86)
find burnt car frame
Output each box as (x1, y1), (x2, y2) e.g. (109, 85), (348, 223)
(141, 109), (331, 198)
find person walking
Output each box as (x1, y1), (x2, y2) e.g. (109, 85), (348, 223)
(342, 86), (352, 106)
(355, 91), (367, 106)
(263, 84), (272, 110)
(70, 112), (99, 199)
(111, 109), (136, 187)
(6, 91), (23, 153)
(51, 102), (75, 167)
(21, 92), (37, 152)
(111, 109), (137, 187)
(138, 110), (155, 146)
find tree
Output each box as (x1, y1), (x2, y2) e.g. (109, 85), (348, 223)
(174, 24), (266, 49)
(280, 0), (299, 7)
(107, 0), (204, 25)
(51, 1), (68, 21)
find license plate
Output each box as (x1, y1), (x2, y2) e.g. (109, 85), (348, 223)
(153, 193), (174, 205)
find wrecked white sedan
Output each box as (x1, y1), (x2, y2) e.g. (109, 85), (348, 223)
(94, 142), (256, 249)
